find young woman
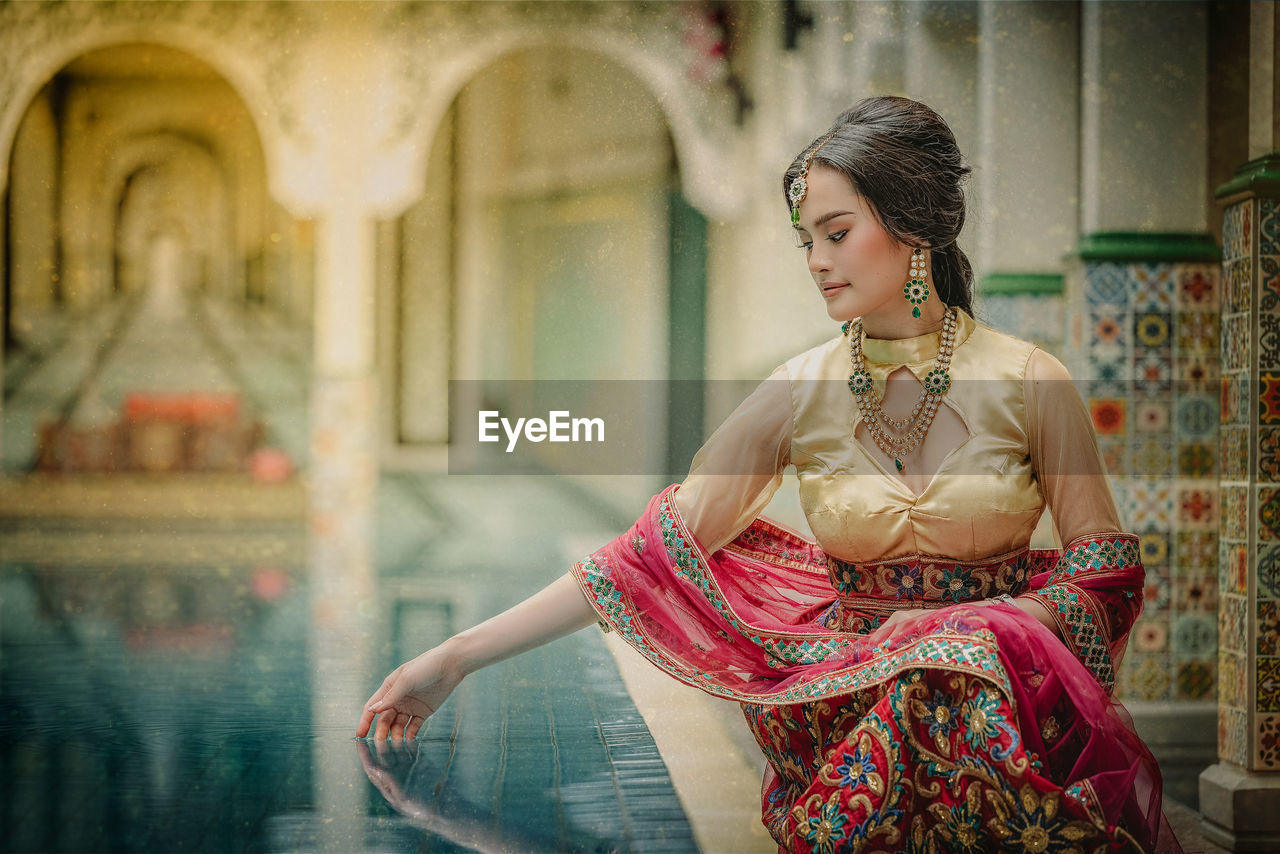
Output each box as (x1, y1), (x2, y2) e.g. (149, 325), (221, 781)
(358, 96), (1180, 853)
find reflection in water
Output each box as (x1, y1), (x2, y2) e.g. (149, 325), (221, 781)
(0, 475), (699, 853)
(1, 284), (696, 852)
(359, 737), (564, 852)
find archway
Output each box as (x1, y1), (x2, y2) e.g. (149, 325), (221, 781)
(387, 45), (706, 482)
(2, 41), (311, 475)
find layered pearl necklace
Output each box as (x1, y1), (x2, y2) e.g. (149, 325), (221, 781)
(842, 306), (958, 472)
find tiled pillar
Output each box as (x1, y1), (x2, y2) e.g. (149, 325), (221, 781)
(1199, 5), (1280, 848)
(1202, 158), (1280, 850)
(1065, 0), (1219, 803)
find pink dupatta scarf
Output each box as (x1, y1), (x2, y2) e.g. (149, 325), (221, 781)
(571, 485), (1181, 853)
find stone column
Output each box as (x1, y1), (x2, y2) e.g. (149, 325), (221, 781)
(1067, 0), (1220, 806)
(281, 9), (416, 846)
(970, 0), (1078, 354)
(1199, 3), (1280, 849)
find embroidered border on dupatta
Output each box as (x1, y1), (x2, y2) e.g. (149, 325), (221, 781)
(1021, 531), (1142, 694)
(569, 486), (1017, 705)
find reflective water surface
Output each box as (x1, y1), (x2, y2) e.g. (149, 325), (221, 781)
(0, 503), (696, 854)
(1, 292), (696, 853)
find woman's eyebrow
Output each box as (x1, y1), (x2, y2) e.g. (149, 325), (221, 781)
(799, 210), (854, 229)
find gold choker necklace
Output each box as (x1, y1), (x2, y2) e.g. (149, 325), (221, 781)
(842, 306), (957, 472)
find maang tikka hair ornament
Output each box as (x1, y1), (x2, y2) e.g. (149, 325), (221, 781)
(789, 132), (836, 225)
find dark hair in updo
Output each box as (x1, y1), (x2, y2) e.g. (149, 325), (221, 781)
(783, 95), (974, 317)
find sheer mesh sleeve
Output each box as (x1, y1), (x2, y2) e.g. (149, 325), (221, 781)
(672, 365), (793, 554)
(1024, 347), (1123, 543)
(1021, 347), (1143, 694)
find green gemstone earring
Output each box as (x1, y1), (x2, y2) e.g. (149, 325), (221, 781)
(904, 248), (929, 318)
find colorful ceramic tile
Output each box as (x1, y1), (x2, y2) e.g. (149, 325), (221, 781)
(1225, 257), (1253, 314)
(1222, 372), (1243, 426)
(1134, 313), (1172, 348)
(1220, 649), (1247, 706)
(1259, 714), (1280, 770)
(1133, 265), (1174, 311)
(1177, 354), (1215, 388)
(1221, 485), (1248, 536)
(1246, 199), (1255, 253)
(1262, 428), (1280, 483)
(1177, 266), (1218, 311)
(1176, 660), (1214, 700)
(1173, 612), (1217, 659)
(1262, 313), (1280, 370)
(1260, 544), (1280, 598)
(1220, 705), (1249, 766)
(1264, 374), (1280, 424)
(1260, 657), (1280, 713)
(1139, 530), (1170, 566)
(1131, 479), (1174, 527)
(1260, 199), (1280, 309)
(1223, 312), (1250, 372)
(1264, 267), (1280, 313)
(1262, 601), (1280, 656)
(1134, 398), (1169, 432)
(1098, 435), (1125, 475)
(1131, 437), (1173, 477)
(1239, 372), (1254, 424)
(1222, 594), (1248, 653)
(1120, 652), (1170, 701)
(1089, 305), (1128, 348)
(1135, 348), (1172, 392)
(1177, 485), (1217, 528)
(1176, 311), (1218, 354)
(1173, 572), (1217, 613)
(1176, 528), (1218, 570)
(1222, 426), (1249, 480)
(1087, 347), (1127, 383)
(1134, 617), (1169, 652)
(1086, 266), (1130, 305)
(1263, 486), (1280, 540)
(1229, 543), (1250, 594)
(1262, 196), (1280, 254)
(983, 295), (1067, 353)
(1223, 201), (1251, 263)
(1143, 567), (1172, 612)
(1176, 394), (1217, 439)
(1090, 398), (1126, 435)
(1177, 443), (1216, 477)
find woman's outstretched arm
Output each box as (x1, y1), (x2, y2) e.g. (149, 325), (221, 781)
(356, 572), (597, 740)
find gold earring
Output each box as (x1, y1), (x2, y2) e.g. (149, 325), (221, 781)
(904, 248), (929, 318)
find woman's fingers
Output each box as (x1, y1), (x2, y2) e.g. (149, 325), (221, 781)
(374, 705), (395, 741)
(356, 706), (377, 737)
(406, 713), (425, 740)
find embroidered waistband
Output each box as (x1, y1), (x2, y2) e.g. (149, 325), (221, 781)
(826, 549), (1033, 605)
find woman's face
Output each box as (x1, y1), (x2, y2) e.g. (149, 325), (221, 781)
(792, 164), (921, 325)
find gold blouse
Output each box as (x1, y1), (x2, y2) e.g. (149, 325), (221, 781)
(674, 306), (1123, 560)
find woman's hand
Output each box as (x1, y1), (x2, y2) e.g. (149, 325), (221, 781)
(356, 642), (465, 740)
(871, 607), (932, 648)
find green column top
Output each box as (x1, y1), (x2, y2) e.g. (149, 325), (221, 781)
(1075, 233), (1221, 262)
(1216, 153), (1280, 201)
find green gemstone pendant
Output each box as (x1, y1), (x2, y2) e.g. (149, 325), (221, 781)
(895, 458), (904, 471)
(912, 306), (921, 318)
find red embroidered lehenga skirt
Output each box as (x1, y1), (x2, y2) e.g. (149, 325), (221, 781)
(570, 486), (1179, 854)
